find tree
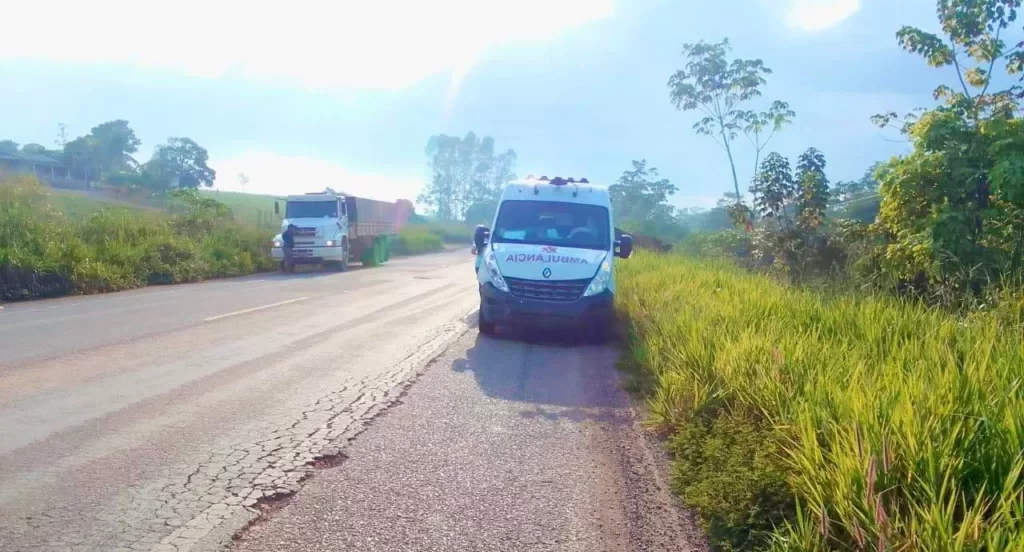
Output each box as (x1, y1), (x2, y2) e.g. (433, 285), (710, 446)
(741, 101), (796, 180)
(55, 123), (68, 151)
(610, 160), (678, 220)
(831, 180), (852, 204)
(63, 136), (104, 180)
(420, 134), (460, 220)
(20, 143), (47, 155)
(0, 140), (19, 154)
(609, 160), (687, 241)
(146, 137), (216, 190)
(668, 39), (788, 208)
(717, 192), (745, 208)
(63, 120), (141, 180)
(832, 162), (883, 204)
(418, 132), (516, 221)
(89, 120), (140, 172)
(751, 152), (796, 229)
(873, 0), (1024, 295)
(795, 148), (830, 231)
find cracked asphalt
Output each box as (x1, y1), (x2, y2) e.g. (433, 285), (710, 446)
(0, 250), (478, 552)
(233, 330), (705, 552)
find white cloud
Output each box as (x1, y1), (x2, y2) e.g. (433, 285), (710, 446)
(785, 0), (861, 31)
(213, 151), (423, 204)
(0, 0), (613, 91)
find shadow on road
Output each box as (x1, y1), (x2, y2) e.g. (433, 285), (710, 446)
(452, 322), (631, 422)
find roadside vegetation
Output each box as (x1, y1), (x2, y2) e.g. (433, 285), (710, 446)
(1, 176), (276, 300)
(617, 253), (1024, 550)
(393, 225), (444, 255)
(0, 174), (467, 301)
(612, 2), (1024, 550)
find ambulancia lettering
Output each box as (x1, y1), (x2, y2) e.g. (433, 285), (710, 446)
(504, 254), (588, 265)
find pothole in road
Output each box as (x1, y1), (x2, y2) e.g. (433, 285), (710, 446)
(311, 451), (348, 470)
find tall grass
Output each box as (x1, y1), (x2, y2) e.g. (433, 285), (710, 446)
(410, 220), (474, 244)
(197, 190), (282, 229)
(615, 251), (1024, 551)
(393, 226), (444, 255)
(1, 176), (276, 300)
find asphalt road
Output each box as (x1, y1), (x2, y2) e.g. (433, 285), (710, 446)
(0, 248), (702, 552)
(234, 330), (704, 552)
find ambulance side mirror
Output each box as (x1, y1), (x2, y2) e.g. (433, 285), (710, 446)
(474, 225), (490, 251)
(616, 234), (633, 259)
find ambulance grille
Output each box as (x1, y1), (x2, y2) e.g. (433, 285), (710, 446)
(505, 277), (590, 302)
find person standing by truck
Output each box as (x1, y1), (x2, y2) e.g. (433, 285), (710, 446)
(281, 223), (297, 272)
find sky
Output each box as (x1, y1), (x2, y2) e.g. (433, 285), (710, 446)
(0, 0), (956, 210)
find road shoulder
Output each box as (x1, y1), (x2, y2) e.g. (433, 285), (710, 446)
(233, 329), (706, 552)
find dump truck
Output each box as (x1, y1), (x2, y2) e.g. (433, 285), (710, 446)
(271, 193), (413, 272)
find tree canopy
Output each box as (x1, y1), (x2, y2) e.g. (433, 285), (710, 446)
(0, 140), (19, 155)
(145, 137), (216, 189)
(872, 0), (1024, 293)
(668, 39), (792, 211)
(418, 132), (516, 222)
(609, 160), (688, 242)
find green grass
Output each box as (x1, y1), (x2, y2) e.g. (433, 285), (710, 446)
(615, 251), (1024, 551)
(49, 191), (138, 220)
(393, 226), (444, 255)
(45, 188), (283, 230)
(199, 190), (282, 230)
(1, 176), (276, 300)
(410, 220), (474, 244)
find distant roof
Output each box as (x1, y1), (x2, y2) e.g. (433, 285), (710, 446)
(0, 151), (62, 165)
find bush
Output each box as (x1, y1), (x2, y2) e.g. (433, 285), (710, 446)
(668, 408), (793, 551)
(677, 230), (753, 260)
(409, 221), (474, 244)
(0, 176), (275, 300)
(393, 226), (444, 255)
(616, 251), (1024, 551)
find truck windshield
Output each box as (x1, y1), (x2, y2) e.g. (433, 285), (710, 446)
(492, 200), (610, 251)
(286, 201), (337, 218)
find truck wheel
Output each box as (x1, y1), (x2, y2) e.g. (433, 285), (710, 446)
(361, 246), (376, 266)
(478, 304), (496, 336)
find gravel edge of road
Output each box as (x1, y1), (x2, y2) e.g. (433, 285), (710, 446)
(224, 322), (710, 552)
(616, 403), (710, 551)
(193, 314), (478, 552)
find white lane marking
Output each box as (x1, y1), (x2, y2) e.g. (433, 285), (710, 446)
(203, 297), (309, 322)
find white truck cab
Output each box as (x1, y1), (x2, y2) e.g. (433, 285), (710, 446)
(474, 176), (632, 339)
(272, 193), (351, 271)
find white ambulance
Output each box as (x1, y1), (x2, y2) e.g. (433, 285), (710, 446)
(473, 176), (633, 339)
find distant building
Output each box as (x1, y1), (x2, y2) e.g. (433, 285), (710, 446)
(0, 151), (89, 190)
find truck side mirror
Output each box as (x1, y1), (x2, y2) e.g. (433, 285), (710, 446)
(616, 234), (633, 259)
(274, 202), (280, 215)
(474, 225), (490, 251)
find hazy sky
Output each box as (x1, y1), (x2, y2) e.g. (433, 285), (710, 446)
(1, 0), (948, 209)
